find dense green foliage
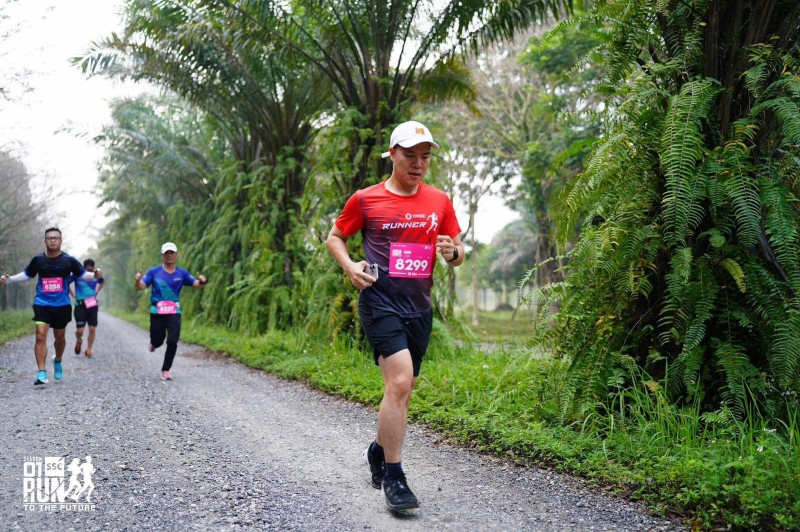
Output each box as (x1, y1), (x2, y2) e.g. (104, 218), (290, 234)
(528, 0), (800, 419)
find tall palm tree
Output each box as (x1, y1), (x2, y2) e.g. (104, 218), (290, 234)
(77, 0), (334, 289)
(215, 0), (572, 193)
(96, 96), (218, 226)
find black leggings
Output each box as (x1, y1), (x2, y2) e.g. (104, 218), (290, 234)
(150, 314), (182, 371)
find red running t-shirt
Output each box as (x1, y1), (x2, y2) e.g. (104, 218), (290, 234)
(335, 182), (462, 317)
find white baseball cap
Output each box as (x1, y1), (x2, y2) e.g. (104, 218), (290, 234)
(381, 120), (439, 158)
(160, 242), (178, 254)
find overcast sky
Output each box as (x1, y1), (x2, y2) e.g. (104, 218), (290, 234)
(0, 0), (139, 257)
(0, 0), (518, 259)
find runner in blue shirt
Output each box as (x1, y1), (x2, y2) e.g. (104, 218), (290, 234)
(68, 258), (105, 358)
(133, 242), (207, 381)
(0, 227), (104, 385)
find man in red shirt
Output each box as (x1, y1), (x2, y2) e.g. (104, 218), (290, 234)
(326, 120), (464, 511)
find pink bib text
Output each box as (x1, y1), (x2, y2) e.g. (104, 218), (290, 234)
(156, 301), (178, 315)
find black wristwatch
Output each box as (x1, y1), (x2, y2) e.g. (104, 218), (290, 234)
(447, 247), (459, 263)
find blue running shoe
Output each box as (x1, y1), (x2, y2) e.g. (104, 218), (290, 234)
(34, 370), (48, 385)
(53, 357), (63, 380)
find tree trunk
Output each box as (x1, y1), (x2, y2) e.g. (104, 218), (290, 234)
(469, 194), (479, 326)
(446, 267), (456, 318)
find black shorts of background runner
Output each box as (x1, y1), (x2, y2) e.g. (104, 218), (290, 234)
(32, 305), (72, 329)
(358, 301), (432, 377)
(150, 314), (182, 371)
(74, 303), (99, 328)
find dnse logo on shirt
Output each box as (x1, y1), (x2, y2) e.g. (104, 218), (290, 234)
(383, 212), (439, 231)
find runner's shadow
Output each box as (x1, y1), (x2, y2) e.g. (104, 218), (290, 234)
(388, 509), (420, 520)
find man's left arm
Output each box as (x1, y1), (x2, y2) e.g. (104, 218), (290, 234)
(437, 234), (464, 267)
(191, 271), (207, 288)
(77, 261), (103, 282)
(437, 197), (465, 267)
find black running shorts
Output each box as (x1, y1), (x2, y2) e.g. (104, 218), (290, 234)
(358, 302), (433, 377)
(32, 305), (72, 329)
(74, 303), (99, 328)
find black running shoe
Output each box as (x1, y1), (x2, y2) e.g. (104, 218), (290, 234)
(382, 473), (419, 511)
(363, 446), (385, 489)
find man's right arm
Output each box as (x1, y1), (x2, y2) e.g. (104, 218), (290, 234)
(133, 271), (147, 291)
(326, 225), (375, 290)
(0, 272), (33, 285)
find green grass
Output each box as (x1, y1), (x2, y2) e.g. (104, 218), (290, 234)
(455, 309), (538, 346)
(109, 308), (800, 529)
(0, 310), (33, 345)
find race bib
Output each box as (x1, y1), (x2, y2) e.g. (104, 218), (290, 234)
(388, 242), (434, 279)
(84, 296), (98, 309)
(42, 277), (63, 293)
(156, 301), (178, 315)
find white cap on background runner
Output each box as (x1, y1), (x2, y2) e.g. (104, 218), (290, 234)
(381, 121), (439, 158)
(161, 242), (178, 254)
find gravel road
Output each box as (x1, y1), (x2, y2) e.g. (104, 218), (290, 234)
(0, 313), (684, 531)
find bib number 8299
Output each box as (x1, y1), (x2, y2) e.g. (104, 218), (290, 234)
(388, 242), (434, 278)
(394, 259), (429, 272)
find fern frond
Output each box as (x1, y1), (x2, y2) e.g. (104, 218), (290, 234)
(752, 97), (800, 146)
(760, 175), (800, 292)
(719, 258), (746, 293)
(771, 307), (800, 388)
(660, 79), (718, 247)
(713, 339), (762, 418)
(720, 140), (761, 247)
